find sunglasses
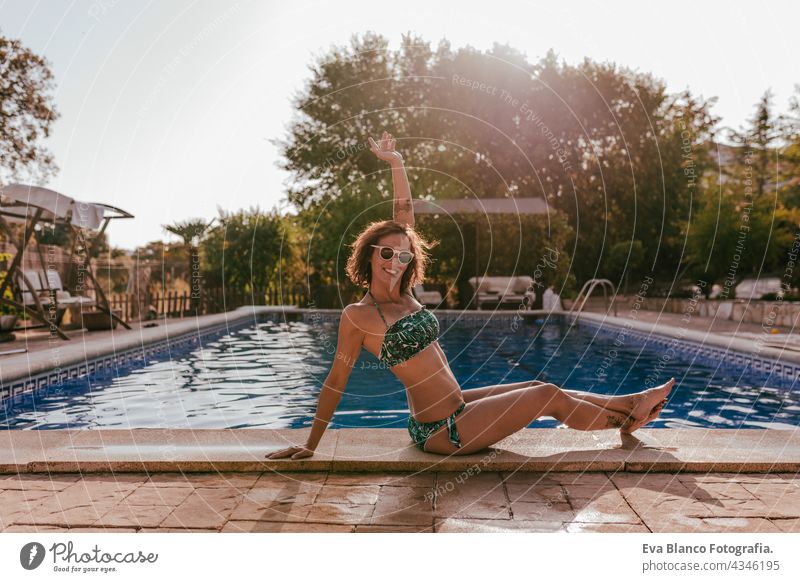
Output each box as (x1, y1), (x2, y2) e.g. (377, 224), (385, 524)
(371, 244), (414, 264)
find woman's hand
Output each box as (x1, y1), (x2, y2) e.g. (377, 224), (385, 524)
(368, 131), (403, 165)
(265, 444), (314, 460)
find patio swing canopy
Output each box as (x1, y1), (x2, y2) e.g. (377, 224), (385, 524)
(0, 183), (132, 229)
(0, 183), (134, 340)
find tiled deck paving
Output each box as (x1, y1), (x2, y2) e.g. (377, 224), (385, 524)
(1, 470), (799, 533)
(0, 427), (798, 533)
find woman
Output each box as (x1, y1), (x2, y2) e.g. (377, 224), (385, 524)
(267, 131), (675, 459)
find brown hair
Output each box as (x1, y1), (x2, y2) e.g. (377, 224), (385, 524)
(345, 220), (437, 294)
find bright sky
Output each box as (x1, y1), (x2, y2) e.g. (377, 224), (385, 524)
(1, 0), (797, 251)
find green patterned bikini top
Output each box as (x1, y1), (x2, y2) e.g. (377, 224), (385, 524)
(369, 291), (440, 368)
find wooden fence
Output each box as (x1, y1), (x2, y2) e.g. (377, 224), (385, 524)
(105, 285), (309, 323)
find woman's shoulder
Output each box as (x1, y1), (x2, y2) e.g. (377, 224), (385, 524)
(343, 300), (371, 321)
(341, 301), (380, 338)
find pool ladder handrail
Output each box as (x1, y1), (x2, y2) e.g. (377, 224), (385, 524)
(568, 278), (618, 319)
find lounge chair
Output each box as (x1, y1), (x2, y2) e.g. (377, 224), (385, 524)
(19, 270), (53, 306)
(468, 275), (536, 310)
(19, 269), (95, 308)
(41, 270), (96, 308)
(413, 283), (443, 307)
(17, 270), (67, 324)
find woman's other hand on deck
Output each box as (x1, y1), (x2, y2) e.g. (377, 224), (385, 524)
(368, 131), (403, 165)
(265, 444), (314, 460)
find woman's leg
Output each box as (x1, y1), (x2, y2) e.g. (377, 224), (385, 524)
(463, 379), (636, 417)
(461, 380), (540, 402)
(424, 383), (638, 455)
(562, 389), (635, 415)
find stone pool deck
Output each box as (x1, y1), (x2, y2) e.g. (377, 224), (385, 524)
(576, 304), (800, 366)
(2, 469), (799, 533)
(0, 427), (798, 533)
(1, 304), (799, 533)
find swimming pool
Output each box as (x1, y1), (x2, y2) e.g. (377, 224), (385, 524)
(1, 312), (798, 430)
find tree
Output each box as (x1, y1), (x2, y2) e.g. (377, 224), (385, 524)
(778, 85), (800, 207)
(778, 85), (800, 290)
(686, 183), (797, 297)
(130, 240), (186, 292)
(685, 185), (744, 297)
(0, 34), (59, 184)
(727, 89), (782, 198)
(684, 89), (800, 296)
(201, 207), (296, 300)
(163, 218), (215, 312)
(272, 33), (718, 302)
(164, 218), (215, 248)
(163, 217), (214, 276)
(607, 239), (645, 295)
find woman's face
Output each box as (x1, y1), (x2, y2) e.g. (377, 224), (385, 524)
(370, 233), (412, 290)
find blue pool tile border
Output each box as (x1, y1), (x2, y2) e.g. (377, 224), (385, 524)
(576, 316), (800, 386)
(0, 316), (258, 403)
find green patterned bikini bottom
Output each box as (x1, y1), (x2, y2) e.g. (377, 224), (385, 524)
(407, 402), (466, 451)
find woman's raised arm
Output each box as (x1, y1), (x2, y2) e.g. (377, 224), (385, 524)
(369, 131), (415, 228)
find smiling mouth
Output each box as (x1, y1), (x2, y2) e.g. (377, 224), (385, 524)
(383, 267), (398, 275)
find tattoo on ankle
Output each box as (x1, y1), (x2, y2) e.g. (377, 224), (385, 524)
(627, 395), (636, 413)
(606, 414), (626, 429)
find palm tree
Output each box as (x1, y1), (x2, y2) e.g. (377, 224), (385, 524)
(163, 218), (215, 313)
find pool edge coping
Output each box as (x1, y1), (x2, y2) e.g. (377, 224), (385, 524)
(1, 427), (798, 474)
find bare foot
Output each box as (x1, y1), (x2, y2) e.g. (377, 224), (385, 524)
(621, 398), (668, 434)
(628, 378), (675, 421)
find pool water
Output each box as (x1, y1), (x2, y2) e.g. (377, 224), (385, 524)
(1, 314), (798, 430)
